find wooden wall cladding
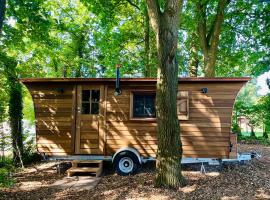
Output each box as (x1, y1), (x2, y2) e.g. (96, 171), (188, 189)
(26, 83), (75, 156)
(105, 82), (245, 159)
(24, 80), (246, 159)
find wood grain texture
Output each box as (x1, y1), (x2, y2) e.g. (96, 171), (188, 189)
(23, 80), (248, 158)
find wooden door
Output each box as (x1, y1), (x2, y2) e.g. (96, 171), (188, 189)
(75, 85), (105, 154)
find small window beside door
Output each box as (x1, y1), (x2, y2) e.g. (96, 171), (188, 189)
(131, 92), (156, 119)
(81, 90), (100, 114)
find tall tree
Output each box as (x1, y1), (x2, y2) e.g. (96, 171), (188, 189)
(196, 0), (230, 77)
(0, 54), (23, 166)
(146, 0), (184, 187)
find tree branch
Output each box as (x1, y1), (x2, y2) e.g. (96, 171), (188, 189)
(209, 0), (230, 50)
(196, 1), (208, 53)
(125, 0), (140, 10)
(146, 0), (160, 33)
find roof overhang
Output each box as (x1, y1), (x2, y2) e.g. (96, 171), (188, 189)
(20, 77), (251, 84)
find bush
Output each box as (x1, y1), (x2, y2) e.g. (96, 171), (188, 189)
(0, 159), (15, 188)
(22, 148), (43, 165)
(0, 168), (15, 188)
(238, 135), (270, 146)
(263, 132), (269, 139)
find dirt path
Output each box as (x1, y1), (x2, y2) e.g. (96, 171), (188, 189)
(1, 144), (270, 200)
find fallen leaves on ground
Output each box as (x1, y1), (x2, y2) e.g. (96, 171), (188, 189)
(1, 144), (269, 200)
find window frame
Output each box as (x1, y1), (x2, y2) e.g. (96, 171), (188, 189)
(129, 90), (156, 121)
(81, 89), (100, 115)
(129, 90), (189, 121)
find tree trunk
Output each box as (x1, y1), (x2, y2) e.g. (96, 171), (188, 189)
(0, 0), (6, 34)
(62, 65), (67, 77)
(196, 0), (230, 77)
(188, 34), (199, 77)
(144, 7), (151, 77)
(75, 41), (83, 77)
(250, 127), (256, 138)
(204, 50), (217, 77)
(75, 31), (86, 78)
(263, 132), (268, 139)
(146, 0), (184, 188)
(263, 124), (268, 139)
(6, 64), (24, 166)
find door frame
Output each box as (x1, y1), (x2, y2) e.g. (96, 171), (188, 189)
(74, 84), (106, 155)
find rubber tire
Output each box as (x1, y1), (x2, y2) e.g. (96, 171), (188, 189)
(113, 151), (139, 176)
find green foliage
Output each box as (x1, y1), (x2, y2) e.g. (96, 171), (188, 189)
(234, 81), (270, 142)
(0, 73), (8, 122)
(22, 147), (42, 165)
(0, 0), (269, 169)
(238, 134), (270, 146)
(22, 88), (35, 125)
(0, 158), (15, 188)
(0, 168), (14, 188)
(257, 94), (270, 137)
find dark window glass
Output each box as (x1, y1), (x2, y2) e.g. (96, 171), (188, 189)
(91, 103), (99, 114)
(82, 103), (90, 114)
(81, 90), (100, 115)
(133, 93), (156, 118)
(82, 90), (90, 101)
(92, 90), (100, 102)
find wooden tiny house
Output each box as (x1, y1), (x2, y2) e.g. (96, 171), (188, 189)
(21, 77), (250, 173)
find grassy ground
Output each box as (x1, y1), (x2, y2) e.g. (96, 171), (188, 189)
(241, 132), (267, 137)
(0, 144), (270, 200)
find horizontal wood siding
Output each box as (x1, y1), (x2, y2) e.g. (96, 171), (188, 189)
(27, 83), (74, 155)
(105, 82), (244, 159)
(25, 80), (246, 159)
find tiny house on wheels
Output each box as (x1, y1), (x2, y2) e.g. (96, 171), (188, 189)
(21, 77), (250, 175)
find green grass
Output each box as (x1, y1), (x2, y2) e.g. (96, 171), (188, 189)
(238, 132), (270, 146)
(241, 131), (264, 137)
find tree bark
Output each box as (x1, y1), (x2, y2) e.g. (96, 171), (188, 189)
(0, 0), (6, 34)
(263, 124), (268, 139)
(196, 0), (230, 77)
(62, 65), (67, 77)
(74, 31), (86, 78)
(250, 126), (256, 138)
(146, 0), (184, 188)
(188, 33), (199, 77)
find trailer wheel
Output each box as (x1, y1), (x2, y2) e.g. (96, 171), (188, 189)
(113, 151), (139, 176)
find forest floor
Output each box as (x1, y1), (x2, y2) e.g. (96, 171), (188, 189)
(1, 144), (270, 200)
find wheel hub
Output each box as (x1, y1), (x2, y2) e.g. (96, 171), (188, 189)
(119, 157), (134, 173)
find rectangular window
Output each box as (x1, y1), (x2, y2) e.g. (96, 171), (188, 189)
(81, 90), (100, 114)
(177, 91), (189, 120)
(132, 93), (156, 118)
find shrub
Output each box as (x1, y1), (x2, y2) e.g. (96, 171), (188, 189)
(0, 157), (15, 188)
